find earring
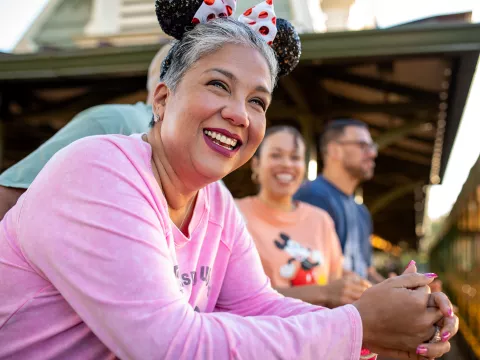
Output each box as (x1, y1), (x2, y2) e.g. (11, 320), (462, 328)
(154, 114), (160, 123)
(251, 171), (259, 183)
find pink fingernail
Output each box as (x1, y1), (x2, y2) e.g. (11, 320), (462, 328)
(416, 346), (428, 355)
(425, 273), (438, 278)
(405, 260), (416, 270)
(442, 332), (451, 342)
(448, 308), (453, 317)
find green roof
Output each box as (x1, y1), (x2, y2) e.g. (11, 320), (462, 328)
(1, 23), (479, 81)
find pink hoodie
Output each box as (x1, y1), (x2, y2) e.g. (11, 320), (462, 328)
(0, 134), (363, 359)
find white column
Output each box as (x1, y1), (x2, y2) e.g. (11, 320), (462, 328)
(84, 0), (121, 36)
(308, 0), (328, 32)
(347, 0), (376, 30)
(321, 0), (356, 31)
(289, 0), (327, 33)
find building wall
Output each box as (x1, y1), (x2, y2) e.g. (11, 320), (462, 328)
(35, 0), (93, 49)
(18, 0), (331, 52)
(118, 0), (158, 33)
(236, 0), (292, 21)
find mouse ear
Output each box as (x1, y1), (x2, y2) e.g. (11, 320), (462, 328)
(155, 0), (204, 40)
(237, 1), (301, 77)
(155, 0), (237, 40)
(271, 18), (301, 77)
(156, 0), (301, 77)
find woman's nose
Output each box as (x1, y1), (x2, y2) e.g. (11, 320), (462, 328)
(280, 156), (293, 166)
(221, 100), (249, 128)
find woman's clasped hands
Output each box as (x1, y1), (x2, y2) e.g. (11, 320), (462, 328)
(353, 261), (459, 359)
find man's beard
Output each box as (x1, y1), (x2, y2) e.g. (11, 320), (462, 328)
(343, 162), (374, 182)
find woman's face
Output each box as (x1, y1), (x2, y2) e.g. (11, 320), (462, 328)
(153, 43), (272, 185)
(253, 131), (306, 199)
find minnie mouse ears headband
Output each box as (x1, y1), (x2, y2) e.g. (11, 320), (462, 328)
(155, 0), (301, 77)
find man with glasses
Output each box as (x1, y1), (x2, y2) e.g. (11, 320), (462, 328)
(295, 119), (383, 286)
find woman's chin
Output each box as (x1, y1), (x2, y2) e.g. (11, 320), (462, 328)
(270, 188), (297, 200)
(270, 180), (296, 192)
(195, 161), (234, 184)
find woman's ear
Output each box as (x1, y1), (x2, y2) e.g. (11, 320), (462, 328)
(251, 156), (260, 174)
(152, 82), (170, 121)
(250, 156), (261, 184)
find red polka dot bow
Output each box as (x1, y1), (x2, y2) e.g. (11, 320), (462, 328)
(192, 0), (278, 45)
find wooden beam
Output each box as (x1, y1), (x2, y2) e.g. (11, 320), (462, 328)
(369, 128), (433, 154)
(316, 70), (439, 104)
(370, 181), (424, 216)
(368, 122), (436, 141)
(269, 101), (435, 119)
(0, 91), (11, 119)
(369, 173), (417, 187)
(374, 117), (430, 150)
(374, 155), (429, 180)
(279, 76), (310, 113)
(380, 147), (431, 166)
(395, 138), (433, 155)
(334, 101), (435, 115)
(278, 76), (317, 163)
(5, 87), (139, 125)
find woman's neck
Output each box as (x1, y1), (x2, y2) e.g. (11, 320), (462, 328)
(257, 190), (295, 212)
(144, 131), (199, 231)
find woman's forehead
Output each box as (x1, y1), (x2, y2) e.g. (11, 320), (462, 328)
(264, 131), (305, 152)
(193, 44), (272, 91)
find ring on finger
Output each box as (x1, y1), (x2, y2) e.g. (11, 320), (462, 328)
(428, 325), (442, 343)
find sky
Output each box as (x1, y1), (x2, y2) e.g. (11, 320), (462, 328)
(426, 57), (480, 219)
(374, 0), (477, 28)
(0, 0), (49, 52)
(0, 0), (479, 219)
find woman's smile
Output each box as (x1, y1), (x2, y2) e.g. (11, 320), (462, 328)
(272, 172), (296, 185)
(203, 128), (242, 158)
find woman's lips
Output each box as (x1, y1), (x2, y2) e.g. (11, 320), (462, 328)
(204, 127), (243, 146)
(203, 133), (240, 158)
(274, 172), (296, 185)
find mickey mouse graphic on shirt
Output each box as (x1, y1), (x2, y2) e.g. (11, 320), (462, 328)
(274, 233), (324, 286)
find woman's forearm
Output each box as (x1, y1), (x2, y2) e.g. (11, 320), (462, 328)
(275, 284), (331, 307)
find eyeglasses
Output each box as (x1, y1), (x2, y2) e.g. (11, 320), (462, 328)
(335, 140), (378, 153)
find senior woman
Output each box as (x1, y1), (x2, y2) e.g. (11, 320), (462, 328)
(0, 1), (457, 359)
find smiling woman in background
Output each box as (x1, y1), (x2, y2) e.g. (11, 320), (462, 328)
(236, 126), (371, 308)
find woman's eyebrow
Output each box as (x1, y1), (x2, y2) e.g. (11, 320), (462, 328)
(204, 68), (236, 81)
(204, 68), (272, 95)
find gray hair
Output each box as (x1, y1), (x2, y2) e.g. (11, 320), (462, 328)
(162, 18), (279, 90)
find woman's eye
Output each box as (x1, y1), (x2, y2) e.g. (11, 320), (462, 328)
(250, 98), (266, 110)
(270, 153), (281, 159)
(208, 80), (229, 91)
